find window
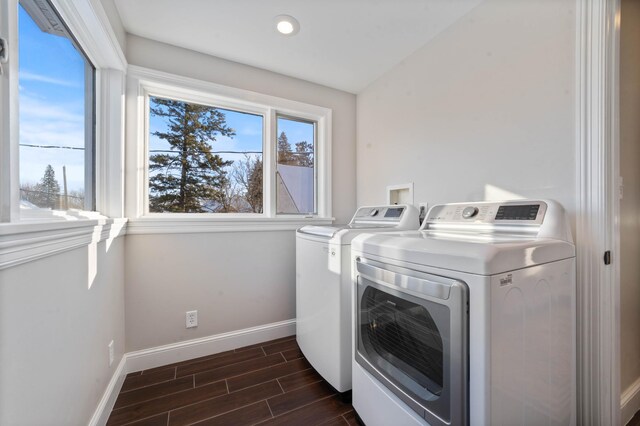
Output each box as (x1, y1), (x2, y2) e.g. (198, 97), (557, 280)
(131, 68), (332, 224)
(18, 0), (95, 212)
(148, 96), (263, 213)
(276, 116), (316, 215)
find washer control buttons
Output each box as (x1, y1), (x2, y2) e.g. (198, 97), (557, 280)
(462, 206), (479, 219)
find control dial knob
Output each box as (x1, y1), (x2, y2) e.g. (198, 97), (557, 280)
(462, 206), (479, 219)
(369, 209), (379, 217)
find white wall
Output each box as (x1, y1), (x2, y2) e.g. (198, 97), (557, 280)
(356, 0), (576, 219)
(124, 35), (356, 351)
(0, 237), (125, 425)
(125, 231), (295, 351)
(620, 0), (640, 395)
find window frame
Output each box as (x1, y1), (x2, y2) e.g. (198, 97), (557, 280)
(0, 0), (127, 224)
(126, 65), (333, 232)
(18, 0), (98, 212)
(0, 0), (128, 269)
(275, 114), (318, 215)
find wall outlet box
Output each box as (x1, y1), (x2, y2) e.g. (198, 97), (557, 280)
(387, 183), (414, 206)
(108, 340), (114, 367)
(186, 310), (198, 328)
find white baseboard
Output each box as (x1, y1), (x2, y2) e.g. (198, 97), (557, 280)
(622, 376), (640, 425)
(88, 319), (296, 425)
(124, 319), (296, 373)
(88, 356), (127, 426)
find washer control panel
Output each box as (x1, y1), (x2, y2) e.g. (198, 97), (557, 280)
(424, 200), (547, 227)
(348, 204), (419, 229)
(353, 205), (407, 222)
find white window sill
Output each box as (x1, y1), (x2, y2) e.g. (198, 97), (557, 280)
(126, 215), (335, 235)
(0, 215), (128, 271)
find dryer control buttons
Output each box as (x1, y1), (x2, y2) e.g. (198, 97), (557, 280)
(462, 206), (479, 219)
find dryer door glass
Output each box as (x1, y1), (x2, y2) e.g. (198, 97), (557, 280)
(361, 285), (445, 397)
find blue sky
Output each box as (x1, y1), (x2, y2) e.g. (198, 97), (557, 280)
(149, 102), (265, 168)
(149, 100), (315, 179)
(19, 2), (314, 197)
(19, 4), (88, 193)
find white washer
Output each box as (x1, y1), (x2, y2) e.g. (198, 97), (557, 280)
(351, 200), (576, 426)
(296, 204), (420, 393)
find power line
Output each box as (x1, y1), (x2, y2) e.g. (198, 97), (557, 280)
(19, 144), (85, 151)
(149, 149), (313, 155)
(149, 149), (264, 154)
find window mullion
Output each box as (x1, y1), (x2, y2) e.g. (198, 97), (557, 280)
(0, 0), (19, 222)
(264, 108), (277, 218)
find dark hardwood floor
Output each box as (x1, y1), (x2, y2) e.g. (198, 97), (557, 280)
(107, 335), (357, 426)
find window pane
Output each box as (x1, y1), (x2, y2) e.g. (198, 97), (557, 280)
(18, 0), (95, 211)
(148, 96), (263, 213)
(276, 117), (316, 214)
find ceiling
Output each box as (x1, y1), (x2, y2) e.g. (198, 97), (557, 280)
(113, 0), (482, 94)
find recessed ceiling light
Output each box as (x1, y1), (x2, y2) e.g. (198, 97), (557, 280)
(275, 15), (300, 36)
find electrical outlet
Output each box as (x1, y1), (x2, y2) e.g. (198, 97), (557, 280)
(108, 340), (114, 367)
(186, 310), (198, 328)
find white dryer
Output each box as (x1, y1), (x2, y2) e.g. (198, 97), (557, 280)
(296, 204), (419, 393)
(351, 200), (576, 426)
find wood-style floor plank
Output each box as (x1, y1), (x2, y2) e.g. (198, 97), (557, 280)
(319, 415), (349, 426)
(256, 395), (352, 425)
(121, 368), (177, 393)
(267, 380), (336, 417)
(282, 347), (304, 361)
(234, 335), (296, 353)
(277, 368), (323, 393)
(122, 413), (169, 426)
(168, 381), (283, 426)
(108, 381), (227, 426)
(227, 358), (310, 392)
(262, 338), (300, 355)
(107, 335), (356, 426)
(342, 410), (360, 425)
(195, 353), (286, 387)
(141, 348), (237, 376)
(176, 347), (265, 377)
(190, 401), (273, 426)
(114, 376), (194, 409)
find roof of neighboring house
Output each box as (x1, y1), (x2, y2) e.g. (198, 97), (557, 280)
(276, 164), (314, 214)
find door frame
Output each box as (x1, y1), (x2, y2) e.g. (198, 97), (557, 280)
(575, 0), (622, 424)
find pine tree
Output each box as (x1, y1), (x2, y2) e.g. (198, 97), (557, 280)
(149, 97), (235, 212)
(277, 132), (295, 165)
(277, 132), (313, 167)
(35, 164), (60, 209)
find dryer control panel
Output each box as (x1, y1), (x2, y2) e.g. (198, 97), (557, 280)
(421, 199), (573, 243)
(424, 200), (548, 227)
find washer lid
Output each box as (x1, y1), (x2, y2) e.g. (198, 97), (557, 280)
(297, 225), (348, 238)
(352, 230), (576, 275)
